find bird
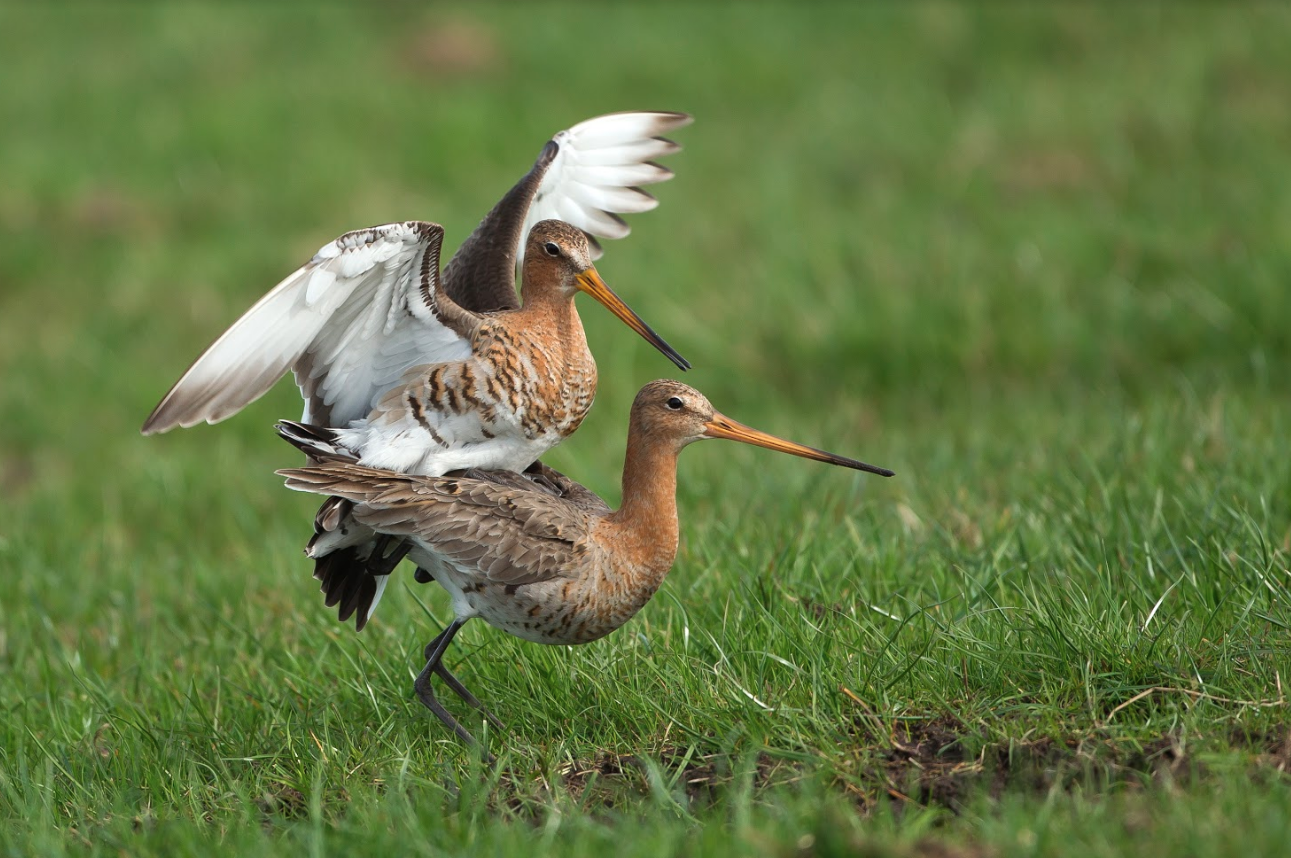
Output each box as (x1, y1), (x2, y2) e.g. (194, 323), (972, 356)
(271, 219), (689, 629)
(276, 380), (895, 751)
(140, 111), (693, 627)
(142, 111), (692, 433)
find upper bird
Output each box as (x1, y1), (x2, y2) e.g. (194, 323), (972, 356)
(277, 380), (895, 750)
(141, 110), (692, 435)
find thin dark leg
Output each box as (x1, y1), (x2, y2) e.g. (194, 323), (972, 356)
(368, 535), (412, 575)
(432, 660), (506, 732)
(414, 618), (499, 758)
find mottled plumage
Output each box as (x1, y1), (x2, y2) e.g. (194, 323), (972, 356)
(142, 111), (692, 433)
(274, 220), (687, 629)
(142, 111), (693, 631)
(278, 380), (895, 751)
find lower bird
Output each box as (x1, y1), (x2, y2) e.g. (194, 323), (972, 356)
(277, 380), (894, 750)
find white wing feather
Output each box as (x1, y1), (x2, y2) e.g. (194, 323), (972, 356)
(521, 111), (692, 261)
(142, 222), (470, 434)
(143, 112), (692, 437)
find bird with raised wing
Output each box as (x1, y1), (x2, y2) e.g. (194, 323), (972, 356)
(277, 380), (894, 750)
(141, 112), (693, 628)
(272, 218), (688, 627)
(142, 111), (692, 432)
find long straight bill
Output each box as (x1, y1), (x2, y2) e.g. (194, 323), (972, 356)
(575, 269), (691, 371)
(703, 413), (895, 477)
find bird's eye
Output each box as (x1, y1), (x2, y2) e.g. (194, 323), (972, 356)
(666, 397), (684, 410)
(543, 241), (561, 257)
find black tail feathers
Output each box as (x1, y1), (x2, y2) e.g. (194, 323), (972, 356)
(275, 420), (358, 464)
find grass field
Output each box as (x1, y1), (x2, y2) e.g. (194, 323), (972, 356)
(3, 4), (1290, 855)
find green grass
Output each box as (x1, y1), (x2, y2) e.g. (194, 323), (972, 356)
(3, 4), (1290, 856)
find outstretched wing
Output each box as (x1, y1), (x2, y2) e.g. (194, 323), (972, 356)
(442, 111), (692, 313)
(142, 221), (478, 433)
(278, 462), (595, 586)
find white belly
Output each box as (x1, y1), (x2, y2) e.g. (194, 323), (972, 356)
(336, 409), (562, 476)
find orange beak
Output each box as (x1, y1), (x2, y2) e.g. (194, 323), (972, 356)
(703, 412), (895, 477)
(575, 268), (690, 371)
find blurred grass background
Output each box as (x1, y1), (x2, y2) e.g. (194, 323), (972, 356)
(2, 4), (1289, 856)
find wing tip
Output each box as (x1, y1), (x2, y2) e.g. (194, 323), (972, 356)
(640, 161), (676, 184)
(139, 405), (196, 436)
(652, 110), (694, 130)
(610, 110), (695, 131)
(141, 391), (239, 435)
(626, 186), (660, 212)
(563, 111), (693, 152)
(651, 136), (684, 157)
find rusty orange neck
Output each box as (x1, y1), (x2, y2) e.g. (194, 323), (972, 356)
(604, 433), (682, 576)
(507, 288), (592, 377)
(513, 277), (583, 339)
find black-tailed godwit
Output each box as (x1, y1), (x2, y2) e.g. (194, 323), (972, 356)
(277, 380), (893, 750)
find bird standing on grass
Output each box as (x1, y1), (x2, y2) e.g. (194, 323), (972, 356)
(275, 219), (688, 628)
(142, 112), (693, 628)
(277, 380), (894, 751)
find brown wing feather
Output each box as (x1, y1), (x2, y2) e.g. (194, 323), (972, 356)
(440, 142), (557, 313)
(518, 461), (613, 516)
(428, 462), (610, 515)
(278, 462), (597, 586)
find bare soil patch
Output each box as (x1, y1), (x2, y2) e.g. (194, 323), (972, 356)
(539, 717), (1290, 821)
